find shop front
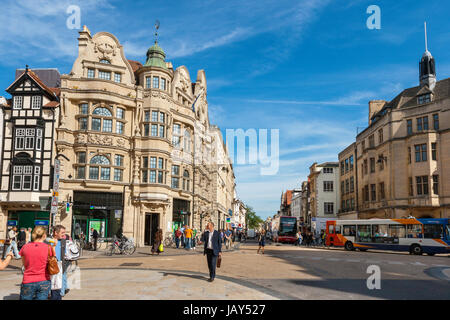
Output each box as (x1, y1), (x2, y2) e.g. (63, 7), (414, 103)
(172, 199), (190, 232)
(72, 191), (123, 242)
(7, 211), (50, 232)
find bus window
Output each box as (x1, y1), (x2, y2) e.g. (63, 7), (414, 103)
(328, 225), (334, 234)
(407, 224), (423, 238)
(423, 224), (443, 239)
(357, 225), (371, 242)
(343, 225), (356, 236)
(336, 226), (341, 234)
(372, 225), (389, 243)
(388, 225), (406, 239)
(446, 225), (450, 240)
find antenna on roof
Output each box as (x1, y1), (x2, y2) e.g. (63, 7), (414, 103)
(424, 22), (428, 52)
(155, 20), (160, 44)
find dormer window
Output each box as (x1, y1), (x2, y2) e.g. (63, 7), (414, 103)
(100, 59), (111, 64)
(418, 93), (431, 104)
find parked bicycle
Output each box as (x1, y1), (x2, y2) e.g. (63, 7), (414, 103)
(106, 235), (136, 256)
(163, 232), (175, 248)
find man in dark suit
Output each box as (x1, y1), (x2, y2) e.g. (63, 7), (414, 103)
(201, 222), (222, 282)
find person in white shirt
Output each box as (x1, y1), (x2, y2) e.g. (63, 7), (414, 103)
(5, 227), (21, 259)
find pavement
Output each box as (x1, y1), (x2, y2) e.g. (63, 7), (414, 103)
(1, 241), (448, 300)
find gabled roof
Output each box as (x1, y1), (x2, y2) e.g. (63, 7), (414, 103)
(6, 69), (59, 100)
(386, 77), (450, 110)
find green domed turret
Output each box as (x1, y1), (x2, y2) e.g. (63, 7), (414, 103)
(144, 41), (167, 69)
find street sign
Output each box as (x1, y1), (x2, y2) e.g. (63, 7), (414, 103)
(50, 159), (61, 218)
(50, 196), (58, 214)
(35, 220), (49, 226)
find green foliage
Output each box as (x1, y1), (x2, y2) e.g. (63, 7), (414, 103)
(245, 205), (263, 229)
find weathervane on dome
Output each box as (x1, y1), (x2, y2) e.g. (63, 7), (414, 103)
(155, 20), (160, 44)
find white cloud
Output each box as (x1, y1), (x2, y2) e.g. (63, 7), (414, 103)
(0, 0), (114, 65)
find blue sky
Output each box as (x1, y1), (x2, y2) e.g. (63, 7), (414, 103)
(1, 0), (449, 220)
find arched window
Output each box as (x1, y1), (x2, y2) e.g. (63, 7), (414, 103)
(90, 155), (110, 165)
(93, 107), (112, 117)
(92, 107), (113, 132)
(89, 155), (110, 180)
(100, 59), (111, 64)
(182, 170), (190, 191)
(184, 130), (191, 152)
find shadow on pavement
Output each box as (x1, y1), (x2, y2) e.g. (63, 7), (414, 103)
(261, 246), (450, 299)
(288, 278), (450, 300)
(162, 272), (209, 281)
(3, 294), (20, 300)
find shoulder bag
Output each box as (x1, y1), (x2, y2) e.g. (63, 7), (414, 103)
(47, 245), (60, 275)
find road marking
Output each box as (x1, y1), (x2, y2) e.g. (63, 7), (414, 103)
(365, 260), (381, 264)
(410, 262), (427, 266)
(387, 261), (404, 265)
(325, 258), (340, 261)
(432, 264), (449, 267)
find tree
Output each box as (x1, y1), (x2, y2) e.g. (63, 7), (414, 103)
(245, 205), (263, 229)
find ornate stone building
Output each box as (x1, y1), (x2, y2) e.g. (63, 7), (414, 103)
(0, 26), (237, 246)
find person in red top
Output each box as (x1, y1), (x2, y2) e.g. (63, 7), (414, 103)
(175, 227), (182, 249)
(19, 226), (55, 300)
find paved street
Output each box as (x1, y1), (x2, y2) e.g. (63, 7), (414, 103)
(1, 241), (448, 300)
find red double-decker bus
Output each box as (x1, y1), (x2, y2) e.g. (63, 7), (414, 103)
(272, 216), (297, 243)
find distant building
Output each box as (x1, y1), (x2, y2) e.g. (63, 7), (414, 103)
(338, 143), (357, 219)
(308, 162), (339, 234)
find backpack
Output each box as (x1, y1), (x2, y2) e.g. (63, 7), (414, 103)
(65, 240), (80, 260)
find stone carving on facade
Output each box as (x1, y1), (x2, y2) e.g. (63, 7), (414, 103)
(179, 69), (190, 93)
(145, 91), (172, 103)
(94, 42), (117, 60)
(116, 138), (126, 148)
(87, 134), (113, 146)
(133, 154), (140, 184)
(75, 133), (87, 144)
(56, 145), (67, 153)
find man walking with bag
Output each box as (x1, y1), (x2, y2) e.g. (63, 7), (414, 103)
(201, 222), (222, 282)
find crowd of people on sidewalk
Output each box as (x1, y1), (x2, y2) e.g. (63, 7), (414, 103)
(1, 224), (79, 300)
(295, 229), (326, 247)
(173, 225), (239, 252)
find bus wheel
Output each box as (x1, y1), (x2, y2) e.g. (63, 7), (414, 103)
(344, 241), (354, 251)
(410, 244), (423, 255)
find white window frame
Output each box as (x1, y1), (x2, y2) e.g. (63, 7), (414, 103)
(31, 96), (41, 109)
(13, 96), (23, 109)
